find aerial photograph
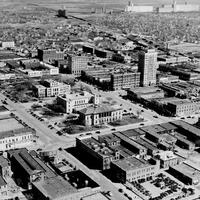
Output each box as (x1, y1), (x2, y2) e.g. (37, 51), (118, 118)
(2, 0), (200, 199)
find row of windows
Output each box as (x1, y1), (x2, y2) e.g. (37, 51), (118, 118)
(0, 135), (32, 144)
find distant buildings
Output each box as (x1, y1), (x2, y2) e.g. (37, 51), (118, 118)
(82, 44), (114, 59)
(82, 68), (140, 91)
(138, 49), (158, 86)
(78, 104), (123, 126)
(56, 91), (100, 114)
(37, 49), (64, 63)
(58, 9), (67, 17)
(0, 41), (15, 49)
(33, 79), (71, 98)
(9, 59), (59, 77)
(125, 2), (154, 13)
(125, 1), (200, 13)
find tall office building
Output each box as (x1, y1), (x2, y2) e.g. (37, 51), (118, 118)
(138, 49), (158, 86)
(66, 54), (89, 77)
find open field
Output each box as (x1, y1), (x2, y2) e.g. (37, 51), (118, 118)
(0, 118), (23, 132)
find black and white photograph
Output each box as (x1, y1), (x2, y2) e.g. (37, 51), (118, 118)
(0, 0), (200, 199)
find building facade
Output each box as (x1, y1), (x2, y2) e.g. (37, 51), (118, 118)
(38, 49), (64, 63)
(78, 105), (123, 126)
(138, 49), (158, 86)
(111, 72), (140, 90)
(167, 100), (200, 117)
(111, 157), (160, 183)
(33, 79), (71, 98)
(76, 137), (120, 170)
(0, 128), (36, 151)
(57, 91), (99, 114)
(66, 54), (89, 76)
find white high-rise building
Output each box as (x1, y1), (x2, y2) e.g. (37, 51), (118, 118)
(138, 49), (158, 86)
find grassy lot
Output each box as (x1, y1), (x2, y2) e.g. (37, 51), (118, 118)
(109, 115), (143, 127)
(61, 122), (107, 135)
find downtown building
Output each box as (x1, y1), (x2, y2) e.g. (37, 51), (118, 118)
(57, 91), (100, 114)
(33, 79), (71, 98)
(78, 104), (123, 126)
(65, 54), (89, 77)
(138, 49), (158, 86)
(37, 49), (64, 63)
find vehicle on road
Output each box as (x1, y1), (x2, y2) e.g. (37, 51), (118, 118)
(111, 128), (116, 131)
(95, 131), (101, 134)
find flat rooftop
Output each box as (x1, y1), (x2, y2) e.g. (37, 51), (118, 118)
(80, 137), (116, 158)
(158, 151), (177, 161)
(122, 129), (144, 138)
(172, 163), (200, 179)
(0, 118), (23, 132)
(114, 132), (147, 152)
(33, 176), (77, 199)
(129, 87), (163, 94)
(82, 193), (110, 200)
(98, 134), (120, 144)
(113, 157), (149, 172)
(135, 138), (158, 152)
(8, 149), (45, 176)
(168, 99), (193, 106)
(171, 120), (200, 138)
(159, 123), (177, 131)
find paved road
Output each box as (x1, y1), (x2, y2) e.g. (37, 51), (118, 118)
(0, 93), (75, 150)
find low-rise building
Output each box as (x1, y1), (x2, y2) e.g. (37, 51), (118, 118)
(127, 87), (164, 101)
(167, 99), (200, 117)
(0, 41), (15, 49)
(57, 91), (99, 114)
(171, 120), (200, 145)
(78, 105), (123, 126)
(169, 162), (200, 185)
(33, 79), (71, 98)
(38, 49), (64, 63)
(0, 127), (36, 151)
(76, 137), (120, 170)
(156, 151), (180, 169)
(32, 170), (101, 200)
(113, 132), (147, 158)
(8, 148), (56, 189)
(111, 157), (160, 183)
